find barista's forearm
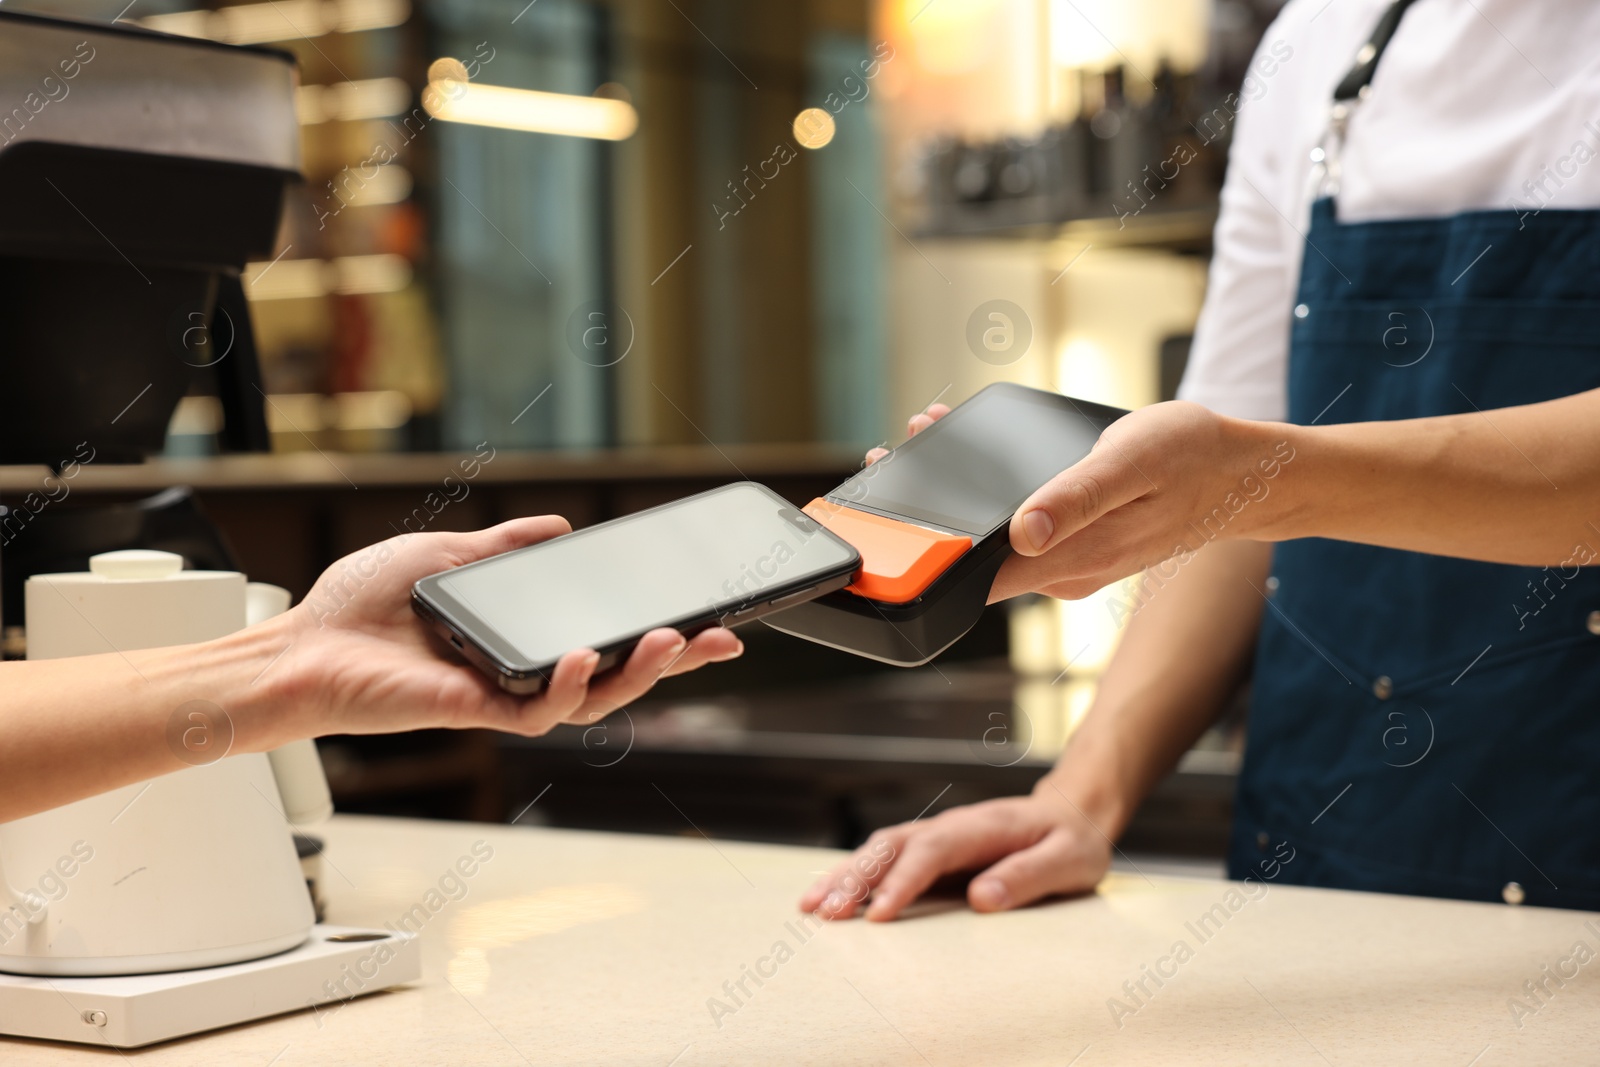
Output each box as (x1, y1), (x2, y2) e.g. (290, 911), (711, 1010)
(1252, 387), (1600, 566)
(1038, 540), (1272, 835)
(0, 620), (288, 823)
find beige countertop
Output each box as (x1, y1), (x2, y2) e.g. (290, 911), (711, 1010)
(7, 814), (1598, 1065)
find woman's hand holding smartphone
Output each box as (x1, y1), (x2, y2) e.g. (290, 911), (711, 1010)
(257, 517), (743, 747)
(412, 483), (860, 695)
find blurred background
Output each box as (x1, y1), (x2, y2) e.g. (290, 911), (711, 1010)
(3, 0), (1285, 865)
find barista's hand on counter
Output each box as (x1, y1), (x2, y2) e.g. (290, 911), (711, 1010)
(799, 779), (1111, 921)
(264, 517), (743, 745)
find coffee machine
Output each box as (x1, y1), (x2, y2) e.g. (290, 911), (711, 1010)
(0, 9), (290, 467)
(0, 10), (417, 1048)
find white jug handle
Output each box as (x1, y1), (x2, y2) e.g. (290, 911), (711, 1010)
(0, 858), (45, 926)
(244, 583), (335, 827)
(267, 740), (334, 827)
(246, 582), (293, 627)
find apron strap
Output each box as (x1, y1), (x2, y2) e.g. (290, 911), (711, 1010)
(1333, 0), (1423, 101)
(1314, 0), (1423, 199)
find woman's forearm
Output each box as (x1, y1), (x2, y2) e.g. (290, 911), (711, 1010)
(1, 519), (745, 825)
(0, 619), (293, 824)
(1247, 387), (1600, 566)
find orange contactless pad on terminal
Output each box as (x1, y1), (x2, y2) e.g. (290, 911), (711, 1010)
(803, 499), (972, 605)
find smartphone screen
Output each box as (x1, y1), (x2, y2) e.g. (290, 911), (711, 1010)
(414, 482), (859, 682)
(830, 384), (1124, 537)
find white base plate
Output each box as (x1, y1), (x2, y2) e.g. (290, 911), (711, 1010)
(0, 925), (419, 1049)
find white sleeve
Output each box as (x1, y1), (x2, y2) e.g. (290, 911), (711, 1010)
(1176, 12), (1317, 424)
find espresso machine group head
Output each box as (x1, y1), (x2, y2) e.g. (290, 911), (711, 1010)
(0, 7), (300, 467)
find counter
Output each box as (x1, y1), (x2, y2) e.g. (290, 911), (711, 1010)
(6, 814), (1597, 1065)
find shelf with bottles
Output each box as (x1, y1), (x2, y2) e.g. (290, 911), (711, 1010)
(914, 61), (1229, 244)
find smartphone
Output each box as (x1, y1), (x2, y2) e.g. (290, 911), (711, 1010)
(766, 383), (1127, 665)
(411, 482), (861, 694)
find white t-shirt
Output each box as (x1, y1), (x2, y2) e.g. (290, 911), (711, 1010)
(1177, 0), (1600, 421)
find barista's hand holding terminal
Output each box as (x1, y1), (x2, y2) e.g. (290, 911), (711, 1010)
(0, 518), (741, 824)
(995, 395), (1600, 600)
(807, 0), (1600, 920)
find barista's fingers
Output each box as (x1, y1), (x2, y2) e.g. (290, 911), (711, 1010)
(988, 553), (1110, 604)
(1010, 453), (1148, 558)
(858, 821), (1006, 922)
(800, 826), (910, 919)
(967, 830), (1096, 913)
(864, 447), (889, 466)
(906, 403), (950, 438)
(810, 826), (911, 916)
(990, 530), (1128, 601)
(798, 862), (844, 913)
(990, 519), (1185, 604)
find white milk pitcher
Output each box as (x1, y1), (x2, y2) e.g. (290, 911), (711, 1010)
(0, 550), (331, 976)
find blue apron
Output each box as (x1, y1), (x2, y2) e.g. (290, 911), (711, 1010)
(1227, 195), (1600, 909)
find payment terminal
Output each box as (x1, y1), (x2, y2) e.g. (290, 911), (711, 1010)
(764, 383), (1127, 666)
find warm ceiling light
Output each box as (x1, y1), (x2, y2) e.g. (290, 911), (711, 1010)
(424, 78), (639, 141)
(138, 0), (408, 46)
(792, 107), (836, 149)
(427, 58), (471, 84)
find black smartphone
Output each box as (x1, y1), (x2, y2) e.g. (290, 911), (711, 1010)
(411, 482), (861, 694)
